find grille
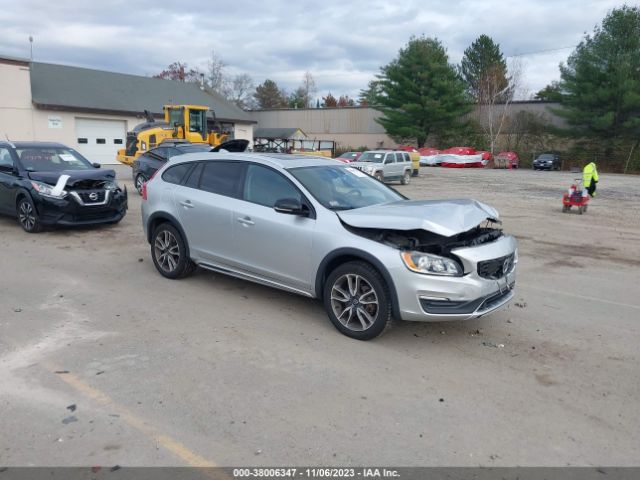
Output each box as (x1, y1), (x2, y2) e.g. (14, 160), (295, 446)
(77, 190), (106, 203)
(477, 253), (515, 280)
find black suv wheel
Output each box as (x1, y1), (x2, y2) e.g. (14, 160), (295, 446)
(151, 223), (195, 279)
(323, 261), (392, 340)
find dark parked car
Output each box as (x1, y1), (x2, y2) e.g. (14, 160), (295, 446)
(132, 139), (250, 194)
(533, 153), (561, 170)
(0, 141), (127, 233)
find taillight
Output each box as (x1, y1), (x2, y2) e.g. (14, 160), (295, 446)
(142, 170), (159, 201)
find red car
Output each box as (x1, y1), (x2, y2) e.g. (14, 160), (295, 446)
(442, 146), (477, 155)
(335, 152), (362, 163)
(495, 151), (520, 169)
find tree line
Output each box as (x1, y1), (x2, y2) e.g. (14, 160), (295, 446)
(154, 5), (640, 172)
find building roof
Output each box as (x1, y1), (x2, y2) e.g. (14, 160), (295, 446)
(254, 127), (307, 139)
(29, 61), (255, 123)
(0, 54), (30, 66)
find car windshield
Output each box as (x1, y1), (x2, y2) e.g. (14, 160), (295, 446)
(358, 152), (385, 163)
(339, 152), (358, 158)
(17, 148), (93, 172)
(537, 154), (554, 160)
(289, 165), (404, 211)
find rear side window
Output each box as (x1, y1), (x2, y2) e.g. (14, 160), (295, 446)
(395, 153), (404, 162)
(162, 163), (192, 185)
(200, 161), (245, 198)
(184, 162), (203, 189)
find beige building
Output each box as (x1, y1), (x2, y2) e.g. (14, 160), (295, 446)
(250, 102), (564, 151)
(0, 55), (255, 164)
(251, 107), (396, 150)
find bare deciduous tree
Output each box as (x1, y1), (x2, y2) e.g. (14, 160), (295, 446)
(475, 58), (522, 155)
(224, 73), (255, 109)
(301, 71), (317, 108)
(207, 49), (228, 93)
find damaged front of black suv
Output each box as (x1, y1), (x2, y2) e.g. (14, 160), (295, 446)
(27, 169), (127, 228)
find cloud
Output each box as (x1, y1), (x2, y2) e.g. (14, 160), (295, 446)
(0, 0), (630, 99)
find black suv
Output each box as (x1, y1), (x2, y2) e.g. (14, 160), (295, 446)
(132, 139), (250, 194)
(0, 141), (127, 232)
(533, 153), (561, 170)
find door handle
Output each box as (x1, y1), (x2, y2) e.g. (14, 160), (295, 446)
(237, 216), (255, 226)
(180, 200), (194, 208)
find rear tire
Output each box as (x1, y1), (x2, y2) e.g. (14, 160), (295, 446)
(151, 223), (195, 279)
(135, 174), (148, 195)
(401, 170), (411, 185)
(323, 261), (392, 340)
(562, 205), (569, 213)
(17, 196), (42, 233)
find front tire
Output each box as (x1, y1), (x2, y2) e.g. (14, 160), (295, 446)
(323, 261), (392, 340)
(151, 223), (195, 279)
(17, 196), (42, 233)
(401, 170), (411, 185)
(374, 172), (384, 182)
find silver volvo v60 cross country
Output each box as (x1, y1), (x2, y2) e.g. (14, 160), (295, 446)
(141, 153), (517, 340)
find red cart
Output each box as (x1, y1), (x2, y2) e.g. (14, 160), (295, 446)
(562, 179), (589, 214)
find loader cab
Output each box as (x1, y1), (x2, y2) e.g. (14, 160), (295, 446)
(164, 106), (208, 143)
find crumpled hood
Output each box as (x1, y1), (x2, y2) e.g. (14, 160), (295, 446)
(337, 199), (500, 237)
(28, 169), (116, 187)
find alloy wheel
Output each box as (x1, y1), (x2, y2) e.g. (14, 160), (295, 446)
(18, 201), (36, 231)
(330, 274), (379, 331)
(135, 175), (147, 194)
(154, 230), (180, 273)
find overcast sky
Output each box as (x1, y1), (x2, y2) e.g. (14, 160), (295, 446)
(0, 0), (631, 102)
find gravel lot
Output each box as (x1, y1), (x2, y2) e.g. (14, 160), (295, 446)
(0, 165), (638, 467)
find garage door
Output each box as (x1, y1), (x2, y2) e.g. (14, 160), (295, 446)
(74, 118), (126, 165)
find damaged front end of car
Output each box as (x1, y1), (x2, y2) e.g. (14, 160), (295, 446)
(337, 199), (518, 321)
(28, 170), (128, 226)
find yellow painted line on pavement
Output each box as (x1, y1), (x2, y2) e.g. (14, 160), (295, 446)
(46, 364), (217, 467)
(519, 283), (640, 310)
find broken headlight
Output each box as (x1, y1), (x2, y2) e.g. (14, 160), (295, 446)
(103, 180), (119, 191)
(30, 181), (67, 199)
(401, 251), (462, 276)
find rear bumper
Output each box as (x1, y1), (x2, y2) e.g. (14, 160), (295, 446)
(34, 189), (128, 226)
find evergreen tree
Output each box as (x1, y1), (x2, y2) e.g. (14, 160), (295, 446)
(253, 79), (288, 109)
(373, 36), (470, 147)
(557, 5), (640, 153)
(460, 34), (510, 102)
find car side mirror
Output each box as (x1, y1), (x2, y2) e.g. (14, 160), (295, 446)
(92, 163), (101, 168)
(274, 197), (308, 216)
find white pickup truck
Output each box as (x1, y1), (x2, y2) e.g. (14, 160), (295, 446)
(347, 150), (413, 184)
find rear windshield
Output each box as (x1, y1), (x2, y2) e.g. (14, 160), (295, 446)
(17, 148), (93, 172)
(176, 145), (213, 154)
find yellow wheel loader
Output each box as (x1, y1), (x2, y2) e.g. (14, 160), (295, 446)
(116, 105), (229, 166)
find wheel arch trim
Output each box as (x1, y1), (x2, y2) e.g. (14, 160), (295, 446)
(314, 247), (400, 319)
(146, 212), (191, 259)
